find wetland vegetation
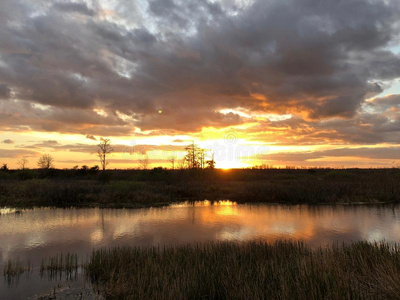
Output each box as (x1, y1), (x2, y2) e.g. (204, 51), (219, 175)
(1, 168), (400, 208)
(4, 241), (400, 299)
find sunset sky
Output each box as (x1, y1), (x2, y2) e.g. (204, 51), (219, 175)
(1, 0), (400, 169)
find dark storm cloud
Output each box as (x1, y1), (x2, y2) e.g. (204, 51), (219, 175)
(0, 0), (400, 135)
(148, 0), (224, 30)
(0, 100), (133, 136)
(243, 101), (400, 146)
(0, 84), (10, 99)
(52, 1), (95, 16)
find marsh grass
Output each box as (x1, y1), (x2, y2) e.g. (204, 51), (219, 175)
(3, 258), (31, 285)
(85, 241), (400, 300)
(1, 169), (400, 208)
(4, 241), (400, 299)
(3, 254), (79, 285)
(40, 253), (79, 279)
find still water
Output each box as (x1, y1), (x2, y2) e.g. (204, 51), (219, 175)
(1, 201), (400, 299)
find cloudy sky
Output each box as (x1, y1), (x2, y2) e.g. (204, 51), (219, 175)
(1, 0), (400, 169)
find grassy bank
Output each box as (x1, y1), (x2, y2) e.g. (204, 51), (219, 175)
(85, 241), (400, 299)
(1, 168), (400, 208)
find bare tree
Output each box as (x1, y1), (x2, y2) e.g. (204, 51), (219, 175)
(184, 142), (211, 169)
(97, 138), (113, 171)
(184, 142), (201, 169)
(206, 152), (216, 169)
(139, 154), (150, 170)
(18, 156), (29, 170)
(37, 154), (54, 169)
(199, 149), (206, 169)
(169, 156), (176, 170)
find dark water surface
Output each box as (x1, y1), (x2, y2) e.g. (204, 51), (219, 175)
(1, 202), (400, 299)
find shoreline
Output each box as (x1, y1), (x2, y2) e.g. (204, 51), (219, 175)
(1, 200), (399, 211)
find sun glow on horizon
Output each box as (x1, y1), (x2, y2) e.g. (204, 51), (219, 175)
(2, 126), (400, 169)
(215, 158), (249, 169)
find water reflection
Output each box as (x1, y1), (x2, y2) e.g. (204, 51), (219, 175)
(1, 203), (400, 255)
(1, 202), (400, 298)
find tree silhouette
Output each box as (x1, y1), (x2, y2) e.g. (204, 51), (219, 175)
(184, 142), (212, 169)
(199, 149), (205, 169)
(169, 156), (176, 170)
(97, 138), (113, 171)
(184, 142), (201, 169)
(37, 154), (54, 169)
(18, 156), (29, 170)
(206, 152), (216, 169)
(139, 154), (150, 170)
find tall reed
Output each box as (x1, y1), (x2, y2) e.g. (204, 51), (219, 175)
(40, 253), (79, 279)
(85, 241), (400, 299)
(3, 258), (31, 284)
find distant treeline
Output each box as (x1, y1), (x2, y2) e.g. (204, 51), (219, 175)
(0, 166), (398, 181)
(2, 139), (398, 171)
(1, 168), (400, 208)
(1, 140), (219, 171)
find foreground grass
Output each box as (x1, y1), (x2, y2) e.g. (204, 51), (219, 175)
(1, 169), (400, 208)
(4, 241), (400, 299)
(86, 241), (400, 300)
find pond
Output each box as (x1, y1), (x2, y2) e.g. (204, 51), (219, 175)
(1, 201), (400, 299)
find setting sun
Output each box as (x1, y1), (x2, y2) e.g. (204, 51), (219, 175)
(215, 158), (248, 170)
